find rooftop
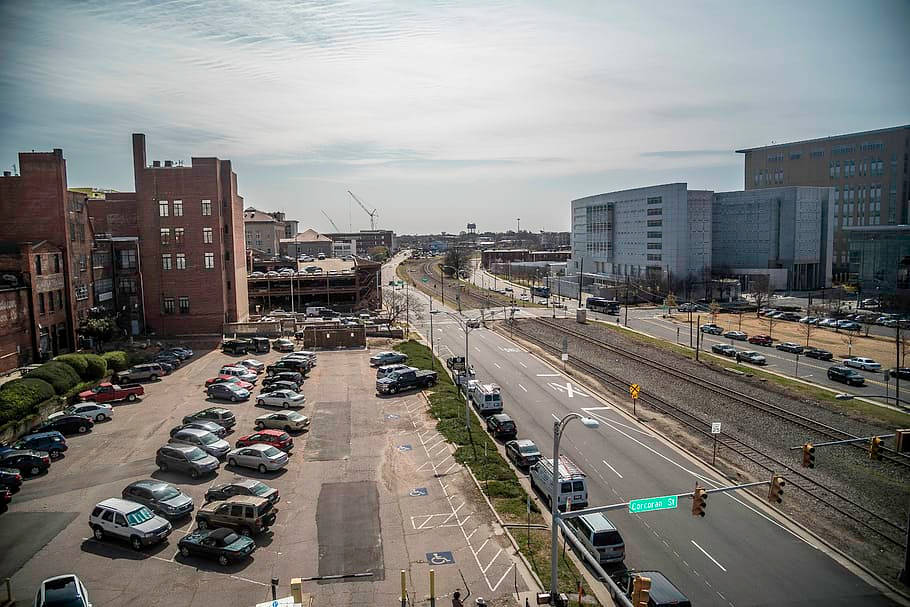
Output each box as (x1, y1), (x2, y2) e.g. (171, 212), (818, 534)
(281, 229), (332, 243)
(243, 209), (279, 223)
(735, 124), (910, 153)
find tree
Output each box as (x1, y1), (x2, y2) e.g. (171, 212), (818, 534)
(841, 332), (855, 358)
(443, 248), (471, 277)
(767, 315), (779, 340)
(750, 275), (771, 316)
(79, 316), (118, 351)
(664, 293), (677, 315)
(798, 319), (815, 347)
(382, 288), (424, 328)
(367, 246), (390, 262)
(708, 299), (721, 324)
(900, 330), (909, 368)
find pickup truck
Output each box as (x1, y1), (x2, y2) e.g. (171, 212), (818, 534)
(446, 356), (466, 371)
(79, 382), (144, 403)
(376, 369), (438, 394)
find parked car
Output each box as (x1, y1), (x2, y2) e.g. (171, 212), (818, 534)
(677, 303), (698, 312)
(259, 380), (302, 395)
(178, 527), (256, 566)
(10, 431), (67, 459)
(828, 366), (866, 386)
(235, 430), (293, 452)
(804, 348), (834, 361)
(0, 450), (50, 476)
(166, 346), (194, 359)
(890, 368), (910, 380)
(205, 375), (254, 390)
(256, 389), (305, 409)
(49, 402), (113, 423)
(195, 495), (278, 536)
(122, 480), (194, 518)
(273, 339), (295, 353)
(32, 414), (94, 436)
(79, 382), (144, 403)
(369, 351), (408, 366)
(699, 324), (723, 335)
(169, 420), (227, 439)
(775, 342), (804, 354)
(818, 318), (838, 327)
(204, 479), (279, 504)
(169, 428), (231, 459)
(567, 512), (625, 565)
(376, 368), (438, 394)
(155, 444), (220, 478)
(723, 330), (747, 341)
(735, 350), (767, 365)
(798, 316), (818, 324)
(226, 443), (289, 473)
(116, 363), (166, 382)
(266, 359), (310, 376)
(836, 320), (861, 331)
(263, 371), (304, 387)
(377, 363), (412, 379)
(844, 357), (881, 371)
(34, 574), (91, 607)
(207, 383), (251, 402)
(711, 344), (737, 357)
(154, 359), (177, 374)
(486, 413), (518, 440)
(748, 334), (774, 346)
(0, 467), (23, 493)
(238, 359), (265, 374)
(219, 366), (258, 383)
(255, 411), (310, 432)
(89, 497), (172, 550)
(154, 353), (182, 368)
(222, 339), (251, 356)
(504, 439), (541, 468)
(778, 312), (803, 321)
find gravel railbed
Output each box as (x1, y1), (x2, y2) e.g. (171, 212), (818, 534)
(510, 317), (910, 585)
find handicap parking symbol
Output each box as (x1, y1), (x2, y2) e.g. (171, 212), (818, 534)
(397, 444), (412, 452)
(409, 487), (428, 497)
(426, 551), (454, 565)
(385, 414), (400, 420)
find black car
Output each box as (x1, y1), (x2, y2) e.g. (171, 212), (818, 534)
(890, 368), (910, 380)
(170, 420), (228, 439)
(804, 348), (834, 361)
(266, 360), (310, 376)
(262, 372), (304, 388)
(155, 354), (182, 368)
(775, 342), (804, 354)
(0, 450), (50, 476)
(0, 468), (23, 493)
(154, 359), (178, 373)
(711, 344), (736, 357)
(486, 414), (517, 440)
(204, 479), (280, 504)
(32, 414), (94, 435)
(178, 527), (256, 566)
(828, 366), (865, 386)
(259, 380), (301, 395)
(504, 439), (541, 468)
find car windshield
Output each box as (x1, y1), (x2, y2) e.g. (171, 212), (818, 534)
(153, 485), (181, 500)
(43, 576), (84, 607)
(126, 506), (155, 526)
(221, 532), (241, 545)
(199, 433), (219, 445)
(263, 446), (282, 457)
(249, 482), (270, 496)
(186, 447), (208, 461)
(288, 412), (305, 421)
(520, 445), (539, 454)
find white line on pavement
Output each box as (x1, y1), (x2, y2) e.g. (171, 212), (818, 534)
(519, 361), (527, 368)
(537, 373), (561, 377)
(518, 384), (527, 392)
(691, 540), (728, 572)
(474, 346), (481, 352)
(602, 459), (623, 479)
(493, 362), (501, 369)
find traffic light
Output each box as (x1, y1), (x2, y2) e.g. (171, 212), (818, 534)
(768, 475), (785, 504)
(896, 429), (910, 453)
(631, 575), (651, 607)
(691, 487), (707, 517)
(801, 442), (816, 468)
(869, 436), (883, 460)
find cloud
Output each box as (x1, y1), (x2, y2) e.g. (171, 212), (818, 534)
(641, 149), (732, 158)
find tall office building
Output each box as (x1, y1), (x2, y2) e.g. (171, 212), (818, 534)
(736, 124), (910, 278)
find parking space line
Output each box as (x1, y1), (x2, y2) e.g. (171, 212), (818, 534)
(482, 548), (503, 574)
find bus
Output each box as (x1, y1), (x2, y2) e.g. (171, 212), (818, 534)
(586, 297), (620, 315)
(530, 286), (551, 298)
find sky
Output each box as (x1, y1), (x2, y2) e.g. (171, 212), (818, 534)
(1, 0), (909, 234)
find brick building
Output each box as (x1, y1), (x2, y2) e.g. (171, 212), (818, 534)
(0, 266), (33, 373)
(325, 230), (397, 255)
(279, 229), (334, 258)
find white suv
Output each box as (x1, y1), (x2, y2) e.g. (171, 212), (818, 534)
(89, 498), (172, 550)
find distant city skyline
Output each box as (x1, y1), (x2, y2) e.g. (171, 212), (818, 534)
(2, 0), (909, 233)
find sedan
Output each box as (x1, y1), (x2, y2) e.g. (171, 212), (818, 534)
(798, 317), (818, 324)
(504, 439), (541, 468)
(169, 429), (231, 459)
(370, 351), (407, 366)
(844, 357), (881, 371)
(239, 359), (265, 374)
(204, 375), (254, 390)
(219, 366), (258, 383)
(32, 414), (94, 435)
(273, 339), (295, 353)
(259, 380), (301, 395)
(677, 303), (698, 312)
(49, 402), (113, 423)
(836, 320), (861, 331)
(235, 430), (293, 453)
(226, 444), (289, 473)
(122, 479), (195, 518)
(818, 318), (838, 327)
(207, 383), (251, 402)
(735, 350), (767, 365)
(711, 344), (737, 357)
(178, 527), (255, 566)
(0, 450), (50, 476)
(255, 411), (310, 433)
(723, 331), (747, 341)
(775, 342), (804, 354)
(699, 324), (723, 335)
(0, 468), (23, 493)
(804, 348), (834, 361)
(204, 479), (279, 504)
(748, 334), (774, 347)
(34, 574), (91, 607)
(828, 366), (866, 386)
(256, 389), (305, 409)
(170, 420), (227, 439)
(263, 371), (304, 387)
(890, 368), (910, 380)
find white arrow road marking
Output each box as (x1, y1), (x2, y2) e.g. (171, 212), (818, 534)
(691, 540), (727, 572)
(548, 382), (589, 398)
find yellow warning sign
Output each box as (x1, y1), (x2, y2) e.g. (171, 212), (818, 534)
(629, 384), (641, 399)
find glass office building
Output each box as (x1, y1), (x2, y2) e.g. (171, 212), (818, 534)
(846, 225), (910, 307)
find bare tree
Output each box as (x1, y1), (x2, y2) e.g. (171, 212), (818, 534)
(798, 319), (815, 347)
(841, 332), (855, 358)
(709, 299), (721, 324)
(382, 288), (424, 327)
(900, 331), (909, 368)
(664, 293), (677, 314)
(750, 275), (771, 315)
(443, 248), (471, 276)
(767, 315), (779, 340)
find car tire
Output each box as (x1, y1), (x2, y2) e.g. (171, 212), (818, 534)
(257, 399), (265, 406)
(93, 525), (104, 540)
(218, 554), (229, 566)
(282, 402), (289, 409)
(198, 518), (208, 529)
(29, 465), (41, 476)
(230, 395), (238, 403)
(190, 469), (199, 479)
(131, 536), (143, 551)
(258, 464), (267, 473)
(49, 449), (63, 460)
(228, 458), (237, 467)
(127, 393), (137, 402)
(180, 546), (191, 557)
(78, 424), (88, 434)
(239, 527), (252, 537)
(95, 413), (106, 422)
(150, 375), (158, 381)
(284, 425), (292, 433)
(158, 461), (168, 471)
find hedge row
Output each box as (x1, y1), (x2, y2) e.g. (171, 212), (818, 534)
(26, 361), (81, 395)
(102, 351), (129, 372)
(0, 377), (57, 426)
(54, 353), (108, 381)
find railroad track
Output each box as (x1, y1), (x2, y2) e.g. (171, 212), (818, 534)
(405, 258), (512, 311)
(509, 321), (908, 548)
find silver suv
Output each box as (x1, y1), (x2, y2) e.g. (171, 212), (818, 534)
(155, 444), (220, 479)
(117, 363), (166, 382)
(89, 497), (172, 550)
(169, 428), (231, 459)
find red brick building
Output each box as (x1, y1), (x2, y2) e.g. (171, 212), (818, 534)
(0, 266), (33, 373)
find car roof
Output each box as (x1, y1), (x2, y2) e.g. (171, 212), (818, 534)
(252, 429), (284, 436)
(238, 443), (273, 452)
(512, 439), (536, 448)
(175, 427), (210, 437)
(578, 512), (618, 532)
(165, 443), (198, 453)
(128, 479), (171, 491)
(492, 413), (513, 421)
(209, 527), (237, 541)
(223, 494), (269, 505)
(97, 497), (146, 512)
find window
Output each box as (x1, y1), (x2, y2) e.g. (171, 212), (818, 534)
(162, 254), (172, 270)
(69, 222), (76, 242)
(204, 252), (214, 269)
(74, 284), (88, 300)
(647, 208), (662, 216)
(35, 255), (42, 276)
(647, 243), (662, 250)
(203, 227), (213, 243)
(54, 254), (60, 273)
(647, 231), (662, 239)
(647, 220), (662, 227)
(160, 228), (171, 245)
(174, 227), (184, 245)
(163, 297), (176, 314)
(159, 200), (169, 216)
(119, 278), (137, 294)
(224, 250), (231, 261)
(38, 292), (45, 314)
(810, 149), (824, 158)
(201, 200), (212, 216)
(79, 255), (87, 272)
(179, 296), (190, 314)
(119, 249), (137, 269)
(789, 151), (802, 160)
(48, 291), (54, 311)
(647, 254), (662, 261)
(176, 253), (186, 269)
(173, 200), (183, 216)
(646, 197), (662, 205)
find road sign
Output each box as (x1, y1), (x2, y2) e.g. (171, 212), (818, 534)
(628, 494), (678, 514)
(629, 384), (641, 399)
(711, 422), (722, 434)
(561, 353), (569, 362)
(426, 551), (455, 565)
(421, 277), (429, 283)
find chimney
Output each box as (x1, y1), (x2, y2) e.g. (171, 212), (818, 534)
(164, 160), (173, 167)
(132, 133), (147, 192)
(2, 171), (10, 177)
(152, 160), (161, 167)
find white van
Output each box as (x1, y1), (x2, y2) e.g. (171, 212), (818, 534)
(530, 457), (588, 511)
(567, 512), (625, 564)
(469, 383), (502, 415)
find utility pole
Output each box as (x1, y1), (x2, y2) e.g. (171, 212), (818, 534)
(695, 314), (701, 361)
(577, 258), (584, 307)
(897, 324), (901, 405)
(624, 276), (630, 326)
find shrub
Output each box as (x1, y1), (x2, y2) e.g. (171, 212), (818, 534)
(127, 350), (153, 366)
(82, 353), (107, 380)
(102, 351), (129, 372)
(0, 378), (56, 425)
(27, 361), (81, 395)
(55, 353), (89, 378)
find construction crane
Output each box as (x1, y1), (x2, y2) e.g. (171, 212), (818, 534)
(347, 190), (378, 230)
(321, 209), (341, 232)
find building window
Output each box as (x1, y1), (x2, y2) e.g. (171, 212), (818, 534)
(160, 228), (171, 245)
(162, 254), (172, 270)
(789, 151), (801, 160)
(647, 243), (662, 250)
(204, 252), (214, 269)
(178, 296), (190, 314)
(647, 208), (662, 216)
(163, 297), (175, 314)
(646, 197), (662, 205)
(647, 254), (662, 261)
(201, 200), (212, 216)
(174, 227), (184, 245)
(647, 232), (662, 239)
(647, 220), (662, 227)
(35, 255), (42, 276)
(176, 253), (186, 269)
(119, 278), (137, 294)
(74, 285), (88, 301)
(48, 291), (54, 311)
(173, 200), (183, 216)
(810, 149), (824, 158)
(54, 254), (60, 273)
(203, 227), (213, 243)
(79, 255), (87, 272)
(119, 249), (137, 270)
(38, 292), (45, 314)
(224, 250), (231, 261)
(159, 200), (169, 217)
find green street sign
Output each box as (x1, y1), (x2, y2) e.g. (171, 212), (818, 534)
(421, 277), (429, 283)
(628, 494), (678, 514)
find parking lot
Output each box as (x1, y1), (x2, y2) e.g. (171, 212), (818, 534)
(3, 343), (526, 606)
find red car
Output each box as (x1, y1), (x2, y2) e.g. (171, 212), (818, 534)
(748, 334), (774, 346)
(1, 487), (11, 506)
(234, 430), (293, 452)
(204, 375), (254, 390)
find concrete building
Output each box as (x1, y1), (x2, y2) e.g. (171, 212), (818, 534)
(280, 229), (333, 259)
(332, 239), (357, 258)
(243, 208), (284, 255)
(845, 225), (910, 308)
(737, 124), (910, 278)
(570, 183), (713, 284)
(326, 230), (397, 255)
(247, 258), (382, 313)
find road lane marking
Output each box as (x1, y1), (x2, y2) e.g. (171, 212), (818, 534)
(518, 384), (527, 392)
(548, 381), (589, 398)
(537, 373), (561, 377)
(602, 459), (623, 479)
(493, 362), (501, 369)
(519, 361), (527, 368)
(582, 406), (612, 411)
(474, 346), (481, 352)
(691, 539), (727, 572)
